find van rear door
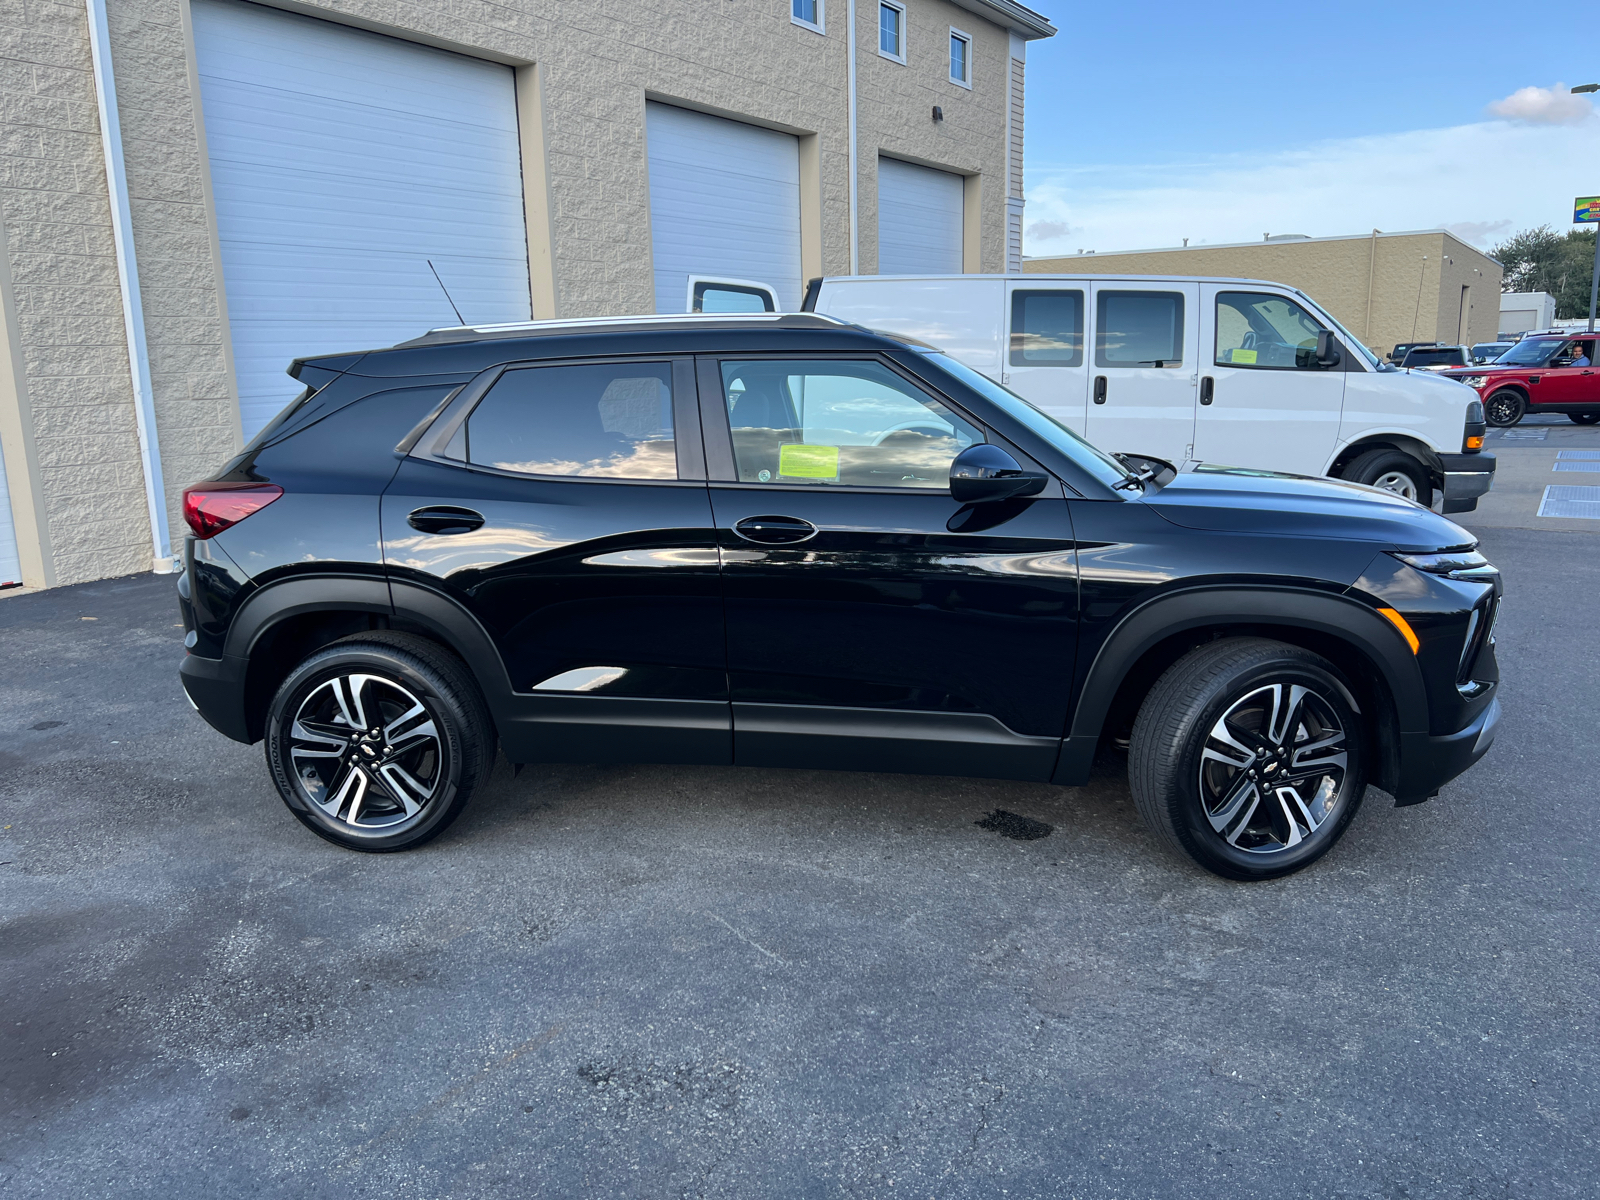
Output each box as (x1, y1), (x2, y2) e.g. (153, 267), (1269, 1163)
(1004, 282), (1089, 435)
(1083, 282), (1199, 462)
(1193, 285), (1345, 475)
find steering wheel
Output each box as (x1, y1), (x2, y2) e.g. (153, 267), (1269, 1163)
(1241, 331), (1259, 350)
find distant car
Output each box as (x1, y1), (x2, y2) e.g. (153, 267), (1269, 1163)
(1401, 345), (1472, 372)
(1389, 341), (1440, 364)
(1442, 331), (1600, 426)
(1470, 342), (1514, 365)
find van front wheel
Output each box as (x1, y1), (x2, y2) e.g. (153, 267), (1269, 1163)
(1342, 449), (1433, 507)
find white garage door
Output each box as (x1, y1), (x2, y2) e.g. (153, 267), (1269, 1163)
(877, 158), (964, 275)
(0, 434), (20, 587)
(193, 0), (531, 437)
(646, 103), (801, 313)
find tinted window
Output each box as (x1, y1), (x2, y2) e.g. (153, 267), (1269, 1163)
(693, 282), (774, 313)
(463, 362), (676, 479)
(720, 359), (980, 488)
(1096, 291), (1184, 368)
(1215, 291), (1327, 369)
(1010, 289), (1084, 366)
(1402, 348), (1467, 368)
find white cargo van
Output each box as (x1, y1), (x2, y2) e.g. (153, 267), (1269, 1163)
(701, 274), (1494, 513)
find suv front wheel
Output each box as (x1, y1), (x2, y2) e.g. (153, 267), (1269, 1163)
(1128, 638), (1367, 880)
(264, 632), (495, 852)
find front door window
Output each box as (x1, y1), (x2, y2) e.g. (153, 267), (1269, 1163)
(1214, 291), (1328, 370)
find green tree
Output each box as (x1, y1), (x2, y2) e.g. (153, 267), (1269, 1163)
(1489, 224), (1600, 319)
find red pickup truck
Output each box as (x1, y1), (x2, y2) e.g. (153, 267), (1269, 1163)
(1442, 332), (1600, 426)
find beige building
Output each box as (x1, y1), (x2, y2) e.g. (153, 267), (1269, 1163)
(1027, 229), (1503, 361)
(0, 0), (1053, 591)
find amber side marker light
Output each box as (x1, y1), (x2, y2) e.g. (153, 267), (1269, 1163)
(1465, 435), (1485, 450)
(182, 481), (283, 540)
(1376, 606), (1421, 655)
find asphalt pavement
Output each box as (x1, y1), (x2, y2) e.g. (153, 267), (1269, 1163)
(1, 455), (1596, 1197)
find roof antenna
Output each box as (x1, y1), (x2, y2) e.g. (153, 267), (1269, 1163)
(427, 259), (465, 326)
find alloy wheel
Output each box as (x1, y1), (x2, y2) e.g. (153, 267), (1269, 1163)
(1369, 469), (1418, 500)
(287, 673), (444, 831)
(1198, 682), (1350, 854)
(1485, 392), (1523, 426)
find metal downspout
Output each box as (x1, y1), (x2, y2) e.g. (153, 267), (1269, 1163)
(847, 0), (858, 274)
(86, 0), (171, 572)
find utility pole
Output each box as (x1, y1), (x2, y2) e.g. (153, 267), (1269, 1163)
(1571, 86), (1600, 331)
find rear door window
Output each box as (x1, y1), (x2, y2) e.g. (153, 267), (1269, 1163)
(1095, 291), (1184, 367)
(456, 362), (677, 479)
(1010, 289), (1084, 366)
(719, 358), (981, 488)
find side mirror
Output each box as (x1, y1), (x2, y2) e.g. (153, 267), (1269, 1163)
(1316, 330), (1342, 368)
(949, 443), (1048, 504)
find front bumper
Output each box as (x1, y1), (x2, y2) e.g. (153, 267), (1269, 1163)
(1392, 696), (1500, 806)
(1437, 451), (1495, 515)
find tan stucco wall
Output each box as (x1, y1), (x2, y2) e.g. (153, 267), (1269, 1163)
(1026, 231), (1503, 358)
(0, 0), (1027, 588)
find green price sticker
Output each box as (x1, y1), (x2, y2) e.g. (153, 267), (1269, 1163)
(1230, 348), (1258, 364)
(779, 443), (840, 479)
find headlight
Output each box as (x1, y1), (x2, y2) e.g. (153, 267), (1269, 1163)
(1389, 549), (1499, 581)
(1461, 375), (1486, 387)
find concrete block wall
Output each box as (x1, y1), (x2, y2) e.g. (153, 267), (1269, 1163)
(0, 0), (1039, 589)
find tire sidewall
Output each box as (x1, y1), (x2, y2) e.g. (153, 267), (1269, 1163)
(1349, 449), (1430, 506)
(265, 642), (473, 851)
(1485, 390), (1525, 427)
(1165, 656), (1367, 881)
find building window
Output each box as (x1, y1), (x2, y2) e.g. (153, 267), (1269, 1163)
(949, 28), (971, 86)
(878, 2), (905, 62)
(791, 0), (824, 34)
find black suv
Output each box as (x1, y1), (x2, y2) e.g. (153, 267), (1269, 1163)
(177, 315), (1502, 880)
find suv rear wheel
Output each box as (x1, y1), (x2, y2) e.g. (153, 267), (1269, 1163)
(1570, 412), (1600, 425)
(1343, 448), (1433, 506)
(1128, 638), (1367, 881)
(264, 632), (495, 852)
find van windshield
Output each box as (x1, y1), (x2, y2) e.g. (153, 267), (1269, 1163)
(923, 353), (1134, 489)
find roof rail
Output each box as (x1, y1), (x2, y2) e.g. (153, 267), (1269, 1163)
(395, 311), (851, 348)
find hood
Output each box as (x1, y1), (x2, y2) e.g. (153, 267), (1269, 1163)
(1143, 465), (1473, 550)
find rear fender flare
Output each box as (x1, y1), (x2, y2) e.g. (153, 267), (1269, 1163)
(1054, 586), (1427, 785)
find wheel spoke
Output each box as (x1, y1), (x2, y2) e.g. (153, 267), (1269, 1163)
(1265, 684), (1308, 748)
(377, 763), (429, 816)
(289, 718), (347, 758)
(383, 701), (430, 743)
(1207, 771), (1260, 838)
(385, 719), (438, 758)
(1270, 786), (1310, 847)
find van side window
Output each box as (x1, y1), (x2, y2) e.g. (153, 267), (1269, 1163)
(1215, 292), (1328, 370)
(461, 362), (677, 479)
(719, 358), (981, 488)
(1095, 291), (1184, 368)
(1010, 289), (1084, 366)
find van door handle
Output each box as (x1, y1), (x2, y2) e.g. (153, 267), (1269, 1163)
(733, 514), (817, 544)
(1200, 376), (1215, 405)
(407, 505), (485, 535)
(1093, 376), (1107, 404)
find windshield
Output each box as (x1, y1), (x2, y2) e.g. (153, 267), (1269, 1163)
(923, 353), (1134, 489)
(1297, 296), (1383, 370)
(1496, 338), (1562, 366)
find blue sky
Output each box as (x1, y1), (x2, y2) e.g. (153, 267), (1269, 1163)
(1020, 0), (1600, 257)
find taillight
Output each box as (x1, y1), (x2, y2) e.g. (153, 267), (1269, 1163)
(182, 481), (283, 539)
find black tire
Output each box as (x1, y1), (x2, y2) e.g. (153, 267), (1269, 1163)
(1342, 447), (1433, 507)
(1485, 389), (1525, 427)
(264, 631), (495, 852)
(1569, 412), (1600, 425)
(1128, 638), (1367, 881)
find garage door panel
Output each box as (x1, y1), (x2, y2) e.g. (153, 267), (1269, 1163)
(878, 158), (964, 276)
(646, 102), (801, 313)
(195, 0), (530, 437)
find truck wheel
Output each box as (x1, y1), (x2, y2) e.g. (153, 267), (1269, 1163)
(1485, 390), (1525, 426)
(1343, 448), (1433, 506)
(264, 631), (495, 852)
(1570, 412), (1600, 425)
(1128, 638), (1367, 881)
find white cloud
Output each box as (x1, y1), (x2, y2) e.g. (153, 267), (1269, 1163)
(1024, 116), (1600, 259)
(1486, 83), (1594, 126)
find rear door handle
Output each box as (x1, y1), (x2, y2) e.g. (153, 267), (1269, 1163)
(732, 514), (817, 544)
(1200, 376), (1215, 405)
(1093, 376), (1107, 404)
(407, 505), (485, 535)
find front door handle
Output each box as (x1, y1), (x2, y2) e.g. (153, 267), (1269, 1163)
(733, 514), (817, 544)
(407, 505), (485, 535)
(1200, 376), (1215, 405)
(1093, 376), (1107, 404)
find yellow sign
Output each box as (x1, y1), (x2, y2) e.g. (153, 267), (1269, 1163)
(779, 443), (839, 479)
(1230, 348), (1258, 364)
(1575, 196), (1600, 223)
